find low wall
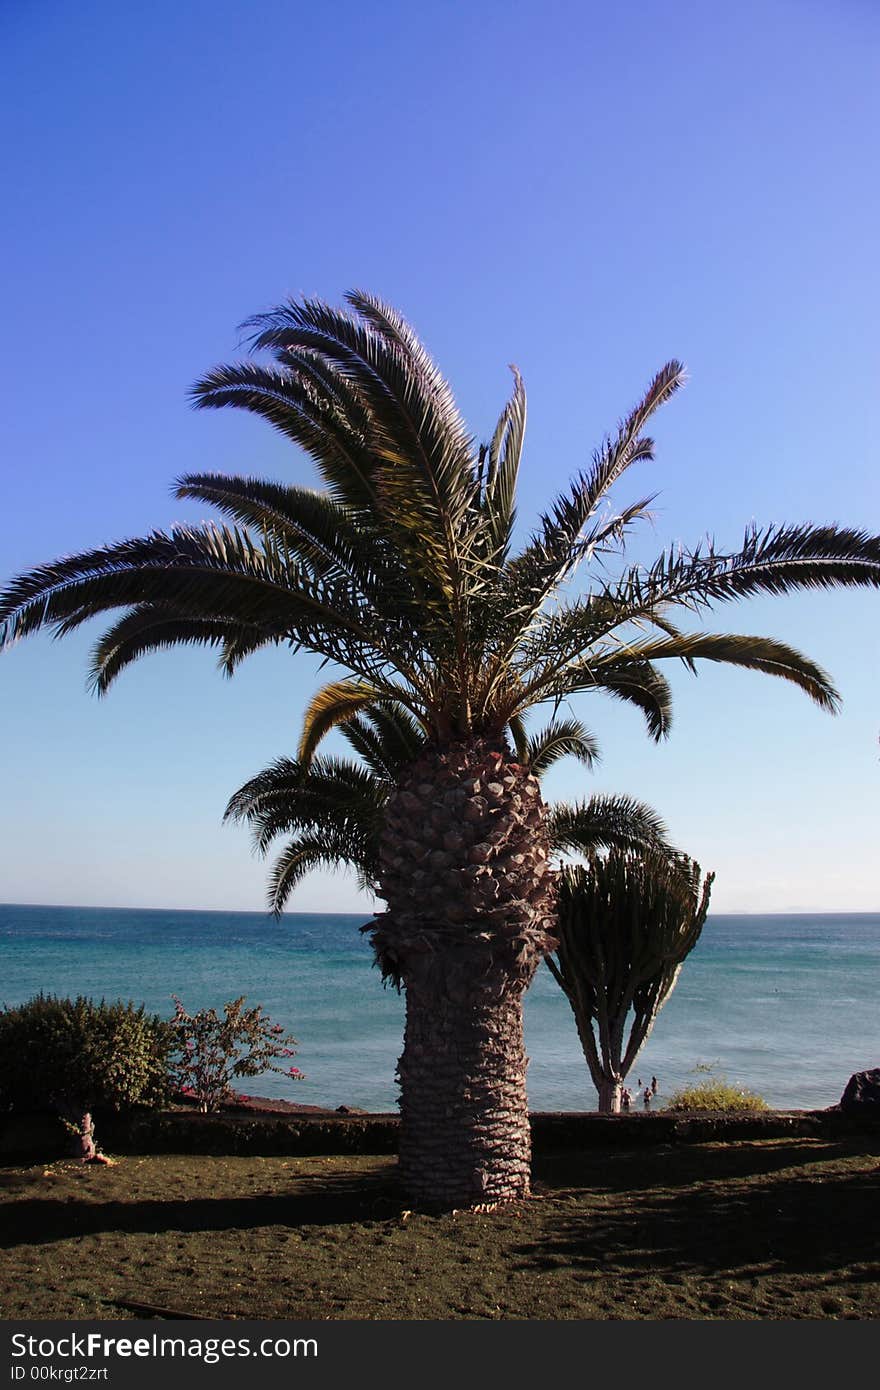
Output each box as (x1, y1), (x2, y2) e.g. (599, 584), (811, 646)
(2, 1106), (878, 1162)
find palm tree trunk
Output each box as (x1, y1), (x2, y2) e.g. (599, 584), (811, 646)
(375, 739), (557, 1209)
(392, 932), (536, 1208)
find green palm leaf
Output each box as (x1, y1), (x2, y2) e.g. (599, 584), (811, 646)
(225, 755), (385, 856)
(174, 474), (391, 592)
(520, 718), (600, 774)
(190, 358), (379, 514)
(611, 523), (880, 617)
(548, 795), (671, 857)
(479, 365), (526, 562)
(492, 360), (685, 647)
(342, 702), (426, 777)
(298, 679), (391, 764)
(4, 291), (880, 749)
(266, 830), (376, 915)
(87, 607), (273, 691)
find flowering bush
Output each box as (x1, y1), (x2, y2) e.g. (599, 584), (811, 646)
(170, 995), (303, 1113)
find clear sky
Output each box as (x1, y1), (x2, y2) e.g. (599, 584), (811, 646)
(1, 0), (877, 914)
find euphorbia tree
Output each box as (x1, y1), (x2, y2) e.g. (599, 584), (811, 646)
(3, 291), (880, 1205)
(549, 852), (714, 1112)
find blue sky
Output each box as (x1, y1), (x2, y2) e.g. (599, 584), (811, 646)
(1, 0), (878, 913)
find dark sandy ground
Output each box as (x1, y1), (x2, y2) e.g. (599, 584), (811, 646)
(1, 1135), (878, 1320)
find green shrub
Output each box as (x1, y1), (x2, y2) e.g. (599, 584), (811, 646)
(665, 1071), (769, 1114)
(0, 993), (173, 1120)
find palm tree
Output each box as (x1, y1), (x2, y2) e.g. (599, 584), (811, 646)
(227, 701), (680, 1119)
(225, 701), (670, 914)
(3, 290), (880, 1206)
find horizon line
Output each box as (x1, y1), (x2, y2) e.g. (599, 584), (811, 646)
(2, 901), (879, 919)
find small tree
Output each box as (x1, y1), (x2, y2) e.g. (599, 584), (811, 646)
(170, 995), (303, 1112)
(0, 994), (173, 1157)
(548, 850), (714, 1112)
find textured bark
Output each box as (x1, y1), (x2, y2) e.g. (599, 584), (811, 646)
(372, 739), (557, 1209)
(597, 1079), (622, 1114)
(395, 934), (534, 1207)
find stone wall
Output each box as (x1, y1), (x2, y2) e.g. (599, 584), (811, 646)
(3, 1105), (878, 1162)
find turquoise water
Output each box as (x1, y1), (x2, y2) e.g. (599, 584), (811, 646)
(1, 903), (877, 1112)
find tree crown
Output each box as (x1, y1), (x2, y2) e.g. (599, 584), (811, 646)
(3, 291), (879, 747)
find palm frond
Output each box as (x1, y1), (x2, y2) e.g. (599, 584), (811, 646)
(174, 474), (394, 594)
(244, 297), (477, 537)
(582, 360), (685, 513)
(507, 711), (529, 761)
(190, 358), (379, 514)
(345, 289), (473, 463)
(521, 718), (599, 774)
(85, 607), (272, 693)
(356, 702), (427, 772)
(266, 829), (376, 916)
(298, 679), (388, 764)
(493, 361), (685, 639)
(225, 745), (384, 914)
(224, 754), (385, 857)
(504, 646), (673, 740)
(586, 662), (673, 741)
(610, 523), (880, 619)
(231, 295), (507, 692)
(515, 608), (842, 715)
(224, 755), (305, 825)
(596, 631), (839, 711)
(480, 365), (526, 561)
(0, 524), (419, 687)
(549, 795), (672, 857)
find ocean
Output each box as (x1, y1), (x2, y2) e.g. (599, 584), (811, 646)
(1, 903), (877, 1113)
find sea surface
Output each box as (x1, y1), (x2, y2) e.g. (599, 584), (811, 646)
(1, 904), (878, 1113)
